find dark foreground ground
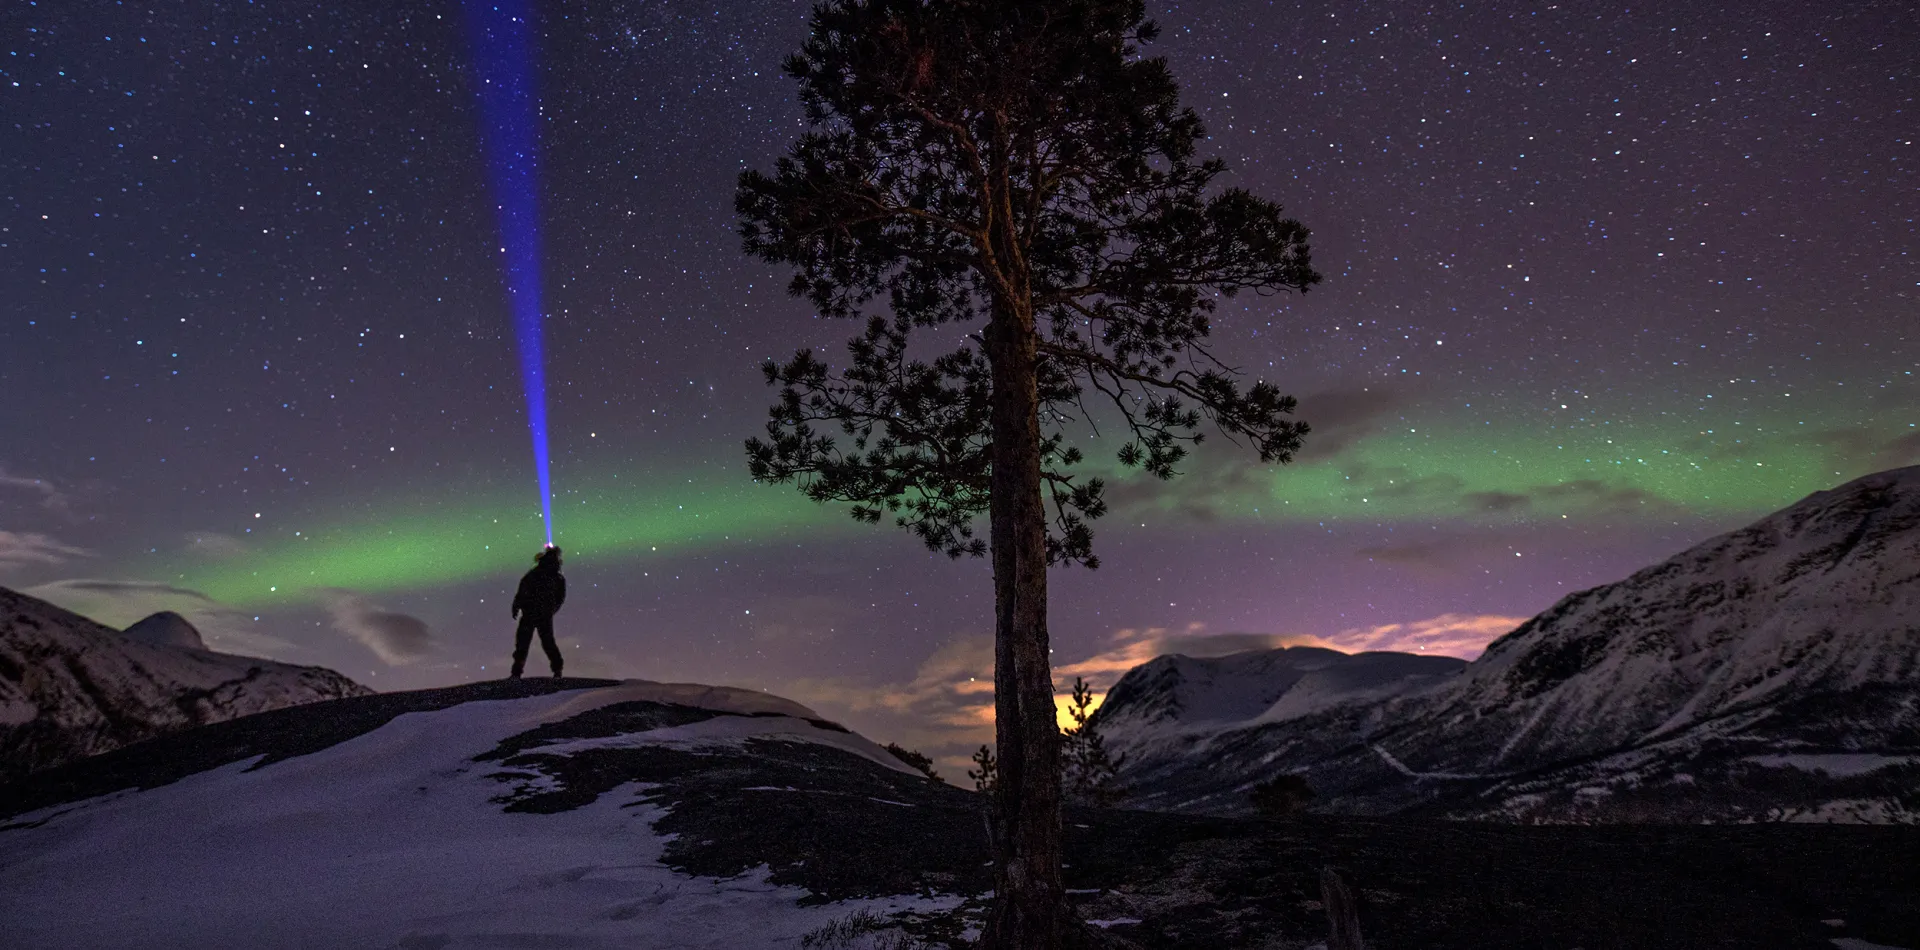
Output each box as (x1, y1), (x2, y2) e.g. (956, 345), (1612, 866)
(5, 679), (1916, 949)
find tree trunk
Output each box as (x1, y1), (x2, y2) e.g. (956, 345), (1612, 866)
(1321, 866), (1365, 950)
(980, 296), (1069, 949)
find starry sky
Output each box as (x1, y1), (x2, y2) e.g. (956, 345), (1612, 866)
(2, 0), (1914, 774)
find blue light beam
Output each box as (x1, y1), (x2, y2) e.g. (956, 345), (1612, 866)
(464, 0), (554, 545)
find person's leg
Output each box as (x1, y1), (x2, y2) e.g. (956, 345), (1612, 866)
(510, 618), (535, 678)
(537, 618), (563, 678)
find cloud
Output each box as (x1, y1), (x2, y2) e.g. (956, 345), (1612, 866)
(0, 531), (92, 569)
(747, 593), (862, 644)
(1877, 431), (1920, 466)
(0, 467), (73, 514)
(1798, 426), (1920, 472)
(1462, 490), (1530, 512)
(184, 531), (250, 560)
(1057, 613), (1519, 694)
(1356, 535), (1499, 572)
(1314, 612), (1525, 660)
(1528, 478), (1670, 514)
(1056, 612), (1518, 691)
(21, 578), (296, 655)
(1338, 462), (1673, 520)
(1354, 523), (1556, 573)
(782, 635), (999, 782)
(1099, 442), (1270, 522)
(1294, 387), (1414, 458)
(1054, 623), (1316, 689)
(31, 579), (215, 602)
(790, 636), (996, 724)
(322, 591), (433, 665)
(1099, 385), (1414, 522)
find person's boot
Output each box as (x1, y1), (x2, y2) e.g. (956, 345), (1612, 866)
(552, 667), (564, 680)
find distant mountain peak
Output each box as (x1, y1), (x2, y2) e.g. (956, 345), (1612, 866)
(1, 585), (369, 781)
(121, 611), (206, 651)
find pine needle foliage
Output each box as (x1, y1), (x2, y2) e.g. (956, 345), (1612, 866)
(1059, 677), (1126, 806)
(968, 743), (999, 794)
(740, 0), (1321, 569)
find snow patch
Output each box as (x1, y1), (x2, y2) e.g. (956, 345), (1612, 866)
(508, 694), (923, 778)
(0, 688), (957, 950)
(1745, 754), (1917, 778)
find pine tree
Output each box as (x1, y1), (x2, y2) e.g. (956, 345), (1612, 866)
(969, 743), (999, 793)
(738, 2), (1319, 945)
(1060, 677), (1125, 807)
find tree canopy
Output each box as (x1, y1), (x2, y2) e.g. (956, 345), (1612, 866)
(741, 0), (1320, 569)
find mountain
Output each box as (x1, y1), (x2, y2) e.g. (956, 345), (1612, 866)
(0, 585), (370, 781)
(4, 678), (1916, 950)
(1096, 466), (1920, 823)
(120, 610), (207, 650)
(1092, 647), (1467, 813)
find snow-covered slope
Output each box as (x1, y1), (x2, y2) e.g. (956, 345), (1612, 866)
(0, 585), (369, 780)
(1091, 647), (1466, 812)
(1099, 466), (1920, 822)
(0, 679), (956, 950)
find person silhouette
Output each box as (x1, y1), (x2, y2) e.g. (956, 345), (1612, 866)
(509, 545), (567, 679)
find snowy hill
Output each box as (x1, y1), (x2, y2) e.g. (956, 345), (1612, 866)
(1097, 466), (1920, 822)
(0, 585), (369, 780)
(0, 678), (960, 949)
(5, 677), (1917, 950)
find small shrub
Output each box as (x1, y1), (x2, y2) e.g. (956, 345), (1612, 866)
(1060, 676), (1127, 806)
(1251, 774), (1316, 817)
(800, 909), (933, 950)
(968, 744), (998, 794)
(883, 743), (941, 781)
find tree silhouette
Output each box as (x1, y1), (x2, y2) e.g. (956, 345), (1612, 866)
(884, 742), (943, 781)
(737, 1), (1319, 945)
(969, 743), (999, 794)
(1059, 677), (1125, 807)
(1251, 773), (1317, 818)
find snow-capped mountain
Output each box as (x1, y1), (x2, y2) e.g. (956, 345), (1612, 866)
(1097, 466), (1920, 822)
(0, 585), (369, 781)
(1091, 646), (1467, 812)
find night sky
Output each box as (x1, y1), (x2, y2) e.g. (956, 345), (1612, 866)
(3, 0), (1913, 774)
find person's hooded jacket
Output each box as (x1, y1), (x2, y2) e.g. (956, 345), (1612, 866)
(512, 560), (566, 619)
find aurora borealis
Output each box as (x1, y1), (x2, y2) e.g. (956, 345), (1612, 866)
(2, 0), (1913, 772)
(135, 386), (1913, 609)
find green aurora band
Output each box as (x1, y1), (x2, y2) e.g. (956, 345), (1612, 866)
(161, 394), (1915, 608)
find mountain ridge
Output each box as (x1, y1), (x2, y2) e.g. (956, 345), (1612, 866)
(1096, 466), (1920, 822)
(0, 584), (370, 781)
